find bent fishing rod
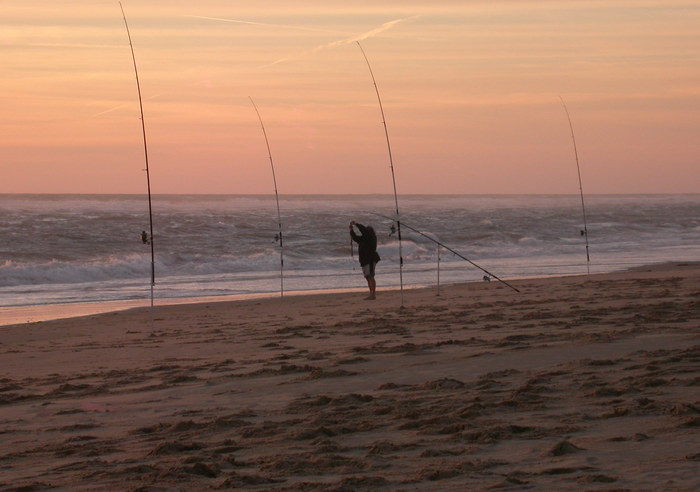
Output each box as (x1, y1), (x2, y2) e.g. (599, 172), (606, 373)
(249, 97), (284, 297)
(559, 96), (590, 275)
(371, 213), (520, 293)
(120, 2), (156, 327)
(357, 41), (404, 306)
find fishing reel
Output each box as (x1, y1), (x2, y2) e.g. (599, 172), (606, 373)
(140, 231), (151, 245)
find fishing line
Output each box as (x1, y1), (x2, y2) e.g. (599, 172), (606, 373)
(249, 97), (284, 297)
(120, 2), (156, 329)
(356, 41), (404, 306)
(371, 213), (520, 293)
(559, 96), (590, 274)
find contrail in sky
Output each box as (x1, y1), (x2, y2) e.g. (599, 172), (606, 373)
(92, 103), (131, 118)
(184, 15), (342, 34)
(260, 15), (419, 68)
(96, 15), (417, 115)
(92, 94), (161, 118)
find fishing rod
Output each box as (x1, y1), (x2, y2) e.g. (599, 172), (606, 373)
(371, 213), (521, 293)
(120, 2), (156, 328)
(356, 41), (404, 306)
(559, 96), (590, 275)
(249, 97), (284, 297)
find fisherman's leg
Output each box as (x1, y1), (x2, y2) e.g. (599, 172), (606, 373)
(362, 263), (376, 300)
(367, 262), (377, 299)
(365, 276), (376, 300)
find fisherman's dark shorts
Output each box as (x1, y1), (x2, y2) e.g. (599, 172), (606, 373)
(362, 262), (377, 279)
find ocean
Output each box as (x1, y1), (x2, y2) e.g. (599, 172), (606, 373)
(1, 194), (698, 322)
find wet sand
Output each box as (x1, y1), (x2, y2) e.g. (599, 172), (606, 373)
(1, 263), (698, 490)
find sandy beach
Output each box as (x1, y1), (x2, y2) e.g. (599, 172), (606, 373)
(1, 263), (698, 491)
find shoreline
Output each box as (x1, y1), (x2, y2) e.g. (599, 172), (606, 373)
(0, 287), (366, 328)
(1, 260), (696, 328)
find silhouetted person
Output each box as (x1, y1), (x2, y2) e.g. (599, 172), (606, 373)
(350, 221), (380, 300)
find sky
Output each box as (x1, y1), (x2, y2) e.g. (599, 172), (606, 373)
(1, 0), (699, 194)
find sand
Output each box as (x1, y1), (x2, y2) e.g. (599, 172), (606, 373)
(0, 263), (698, 491)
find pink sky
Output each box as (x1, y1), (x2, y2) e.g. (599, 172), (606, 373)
(1, 1), (698, 194)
